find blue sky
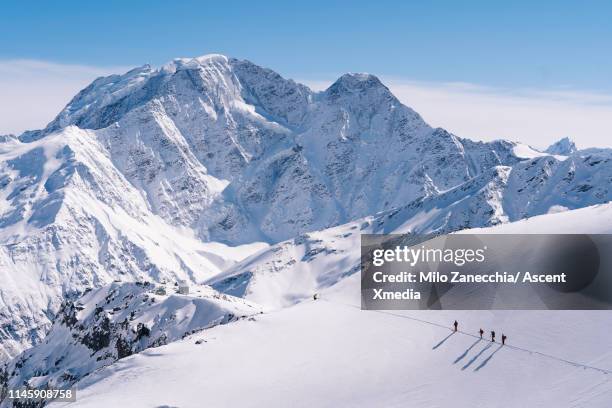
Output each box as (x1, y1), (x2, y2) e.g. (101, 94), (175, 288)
(2, 0), (611, 89)
(1, 1), (611, 147)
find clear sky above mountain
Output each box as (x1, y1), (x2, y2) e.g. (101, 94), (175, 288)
(1, 1), (611, 147)
(2, 0), (610, 89)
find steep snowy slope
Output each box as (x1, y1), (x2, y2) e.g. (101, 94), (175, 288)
(53, 279), (612, 407)
(210, 195), (612, 311)
(377, 149), (612, 234)
(17, 55), (537, 244)
(3, 53), (612, 364)
(465, 202), (612, 234)
(209, 219), (365, 309)
(0, 128), (265, 359)
(59, 204), (612, 408)
(0, 282), (261, 403)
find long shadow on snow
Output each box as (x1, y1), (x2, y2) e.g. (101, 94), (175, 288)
(461, 343), (493, 370)
(474, 345), (504, 371)
(432, 332), (455, 350)
(453, 339), (482, 364)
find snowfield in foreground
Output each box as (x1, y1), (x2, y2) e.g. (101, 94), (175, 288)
(2, 53), (612, 360)
(1, 53), (612, 407)
(52, 276), (612, 408)
(50, 205), (612, 408)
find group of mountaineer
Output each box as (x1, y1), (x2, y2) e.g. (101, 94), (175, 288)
(311, 295), (509, 346)
(453, 320), (507, 345)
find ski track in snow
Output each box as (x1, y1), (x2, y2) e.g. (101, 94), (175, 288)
(322, 298), (612, 375)
(47, 294), (612, 408)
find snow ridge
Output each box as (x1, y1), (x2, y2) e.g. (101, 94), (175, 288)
(0, 281), (260, 400)
(0, 54), (611, 375)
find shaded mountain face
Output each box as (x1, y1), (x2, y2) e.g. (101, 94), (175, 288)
(0, 54), (611, 359)
(15, 55), (525, 244)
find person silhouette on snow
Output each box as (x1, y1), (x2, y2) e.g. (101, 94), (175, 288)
(502, 334), (507, 345)
(479, 328), (484, 339)
(453, 320), (458, 332)
(491, 330), (496, 342)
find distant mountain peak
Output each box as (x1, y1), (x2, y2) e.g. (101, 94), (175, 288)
(162, 54), (230, 72)
(325, 72), (389, 96)
(545, 137), (577, 156)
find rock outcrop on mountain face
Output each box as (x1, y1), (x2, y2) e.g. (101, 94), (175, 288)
(1, 54), (611, 361)
(14, 55), (531, 244)
(209, 153), (612, 310)
(0, 282), (260, 401)
(0, 126), (261, 360)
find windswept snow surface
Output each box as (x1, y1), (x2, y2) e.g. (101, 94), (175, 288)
(1, 282), (261, 402)
(51, 204), (612, 408)
(1, 54), (612, 407)
(2, 54), (612, 358)
(52, 278), (612, 408)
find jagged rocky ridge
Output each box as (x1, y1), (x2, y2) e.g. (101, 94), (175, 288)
(0, 53), (610, 363)
(13, 55), (530, 243)
(0, 281), (260, 403)
(545, 136), (577, 156)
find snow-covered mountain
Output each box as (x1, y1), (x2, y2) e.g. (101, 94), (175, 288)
(210, 198), (612, 310)
(0, 281), (260, 402)
(545, 136), (577, 156)
(0, 55), (508, 357)
(13, 55), (543, 243)
(1, 53), (611, 407)
(48, 206), (612, 407)
(0, 126), (270, 360)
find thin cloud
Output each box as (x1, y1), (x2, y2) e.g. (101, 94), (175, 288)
(0, 60), (130, 135)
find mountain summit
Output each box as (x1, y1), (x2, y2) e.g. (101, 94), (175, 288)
(0, 54), (611, 360)
(545, 137), (578, 155)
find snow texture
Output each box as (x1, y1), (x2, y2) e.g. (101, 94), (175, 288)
(0, 54), (611, 407)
